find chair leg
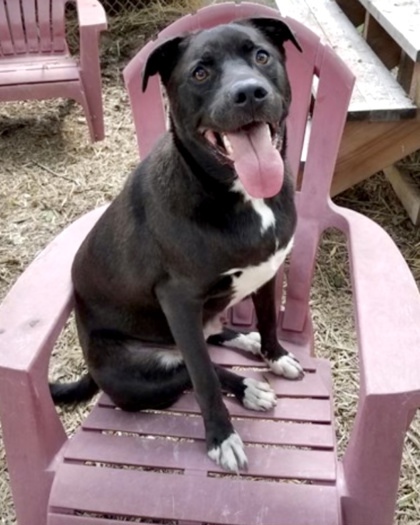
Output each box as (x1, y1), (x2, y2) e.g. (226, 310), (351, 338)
(79, 29), (105, 142)
(0, 370), (67, 525)
(83, 80), (105, 142)
(76, 87), (103, 143)
(341, 395), (412, 525)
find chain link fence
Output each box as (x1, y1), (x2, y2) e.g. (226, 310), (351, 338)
(67, 0), (202, 68)
(100, 0), (169, 15)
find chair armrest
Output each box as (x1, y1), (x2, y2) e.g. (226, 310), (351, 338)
(0, 207), (106, 516)
(328, 203), (420, 524)
(75, 0), (108, 32)
(330, 203), (420, 403)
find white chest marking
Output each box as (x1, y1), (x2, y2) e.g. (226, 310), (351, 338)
(156, 349), (183, 369)
(224, 236), (294, 309)
(231, 180), (276, 234)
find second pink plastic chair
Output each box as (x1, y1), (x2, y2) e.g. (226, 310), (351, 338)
(0, 0), (107, 141)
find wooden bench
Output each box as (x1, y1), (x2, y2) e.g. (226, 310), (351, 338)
(344, 0), (420, 104)
(276, 0), (420, 215)
(339, 0), (420, 224)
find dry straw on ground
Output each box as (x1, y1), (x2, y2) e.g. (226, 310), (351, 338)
(1, 2), (420, 524)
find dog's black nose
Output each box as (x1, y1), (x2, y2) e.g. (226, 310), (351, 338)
(232, 80), (268, 106)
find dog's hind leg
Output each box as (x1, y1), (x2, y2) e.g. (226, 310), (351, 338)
(82, 330), (192, 412)
(214, 365), (277, 412)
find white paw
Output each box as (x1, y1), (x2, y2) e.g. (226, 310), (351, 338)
(242, 377), (277, 411)
(267, 353), (304, 379)
(208, 432), (248, 473)
(223, 332), (261, 355)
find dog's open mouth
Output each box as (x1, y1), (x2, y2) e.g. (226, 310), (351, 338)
(202, 122), (284, 199)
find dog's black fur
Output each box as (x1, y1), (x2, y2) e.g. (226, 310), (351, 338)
(50, 18), (303, 472)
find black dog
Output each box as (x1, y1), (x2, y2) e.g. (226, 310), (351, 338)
(51, 17), (303, 472)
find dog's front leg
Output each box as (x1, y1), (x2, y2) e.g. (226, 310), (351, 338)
(156, 280), (248, 472)
(252, 277), (304, 379)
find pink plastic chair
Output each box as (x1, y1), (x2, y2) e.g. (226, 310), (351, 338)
(0, 0), (107, 141)
(1, 3), (420, 525)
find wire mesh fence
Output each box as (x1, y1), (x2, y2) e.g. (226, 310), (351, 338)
(67, 0), (202, 68)
(100, 0), (164, 15)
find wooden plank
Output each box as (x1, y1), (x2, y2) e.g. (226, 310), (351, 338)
(336, 0), (365, 26)
(332, 119), (420, 195)
(363, 12), (401, 70)
(384, 165), (420, 225)
(357, 0), (420, 62)
(64, 432), (337, 481)
(49, 464), (341, 525)
(276, 0), (416, 120)
(84, 406), (335, 448)
(398, 51), (415, 98)
(398, 53), (420, 106)
(411, 62), (420, 106)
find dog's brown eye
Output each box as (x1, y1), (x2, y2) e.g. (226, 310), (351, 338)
(193, 66), (208, 82)
(255, 50), (270, 65)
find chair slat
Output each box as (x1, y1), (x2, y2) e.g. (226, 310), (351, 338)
(49, 464), (341, 525)
(173, 393), (332, 422)
(21, 0), (38, 52)
(0, 0), (15, 55)
(4, 0), (26, 53)
(0, 57), (79, 86)
(51, 0), (66, 52)
(98, 391), (332, 423)
(37, 0), (52, 52)
(83, 405), (335, 448)
(50, 517), (157, 525)
(207, 343), (317, 370)
(64, 431), (337, 481)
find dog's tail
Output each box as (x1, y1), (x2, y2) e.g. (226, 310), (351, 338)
(50, 373), (99, 405)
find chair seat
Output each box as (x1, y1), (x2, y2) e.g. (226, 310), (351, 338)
(48, 344), (341, 525)
(0, 54), (80, 86)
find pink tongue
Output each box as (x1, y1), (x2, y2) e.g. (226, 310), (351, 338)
(225, 124), (284, 198)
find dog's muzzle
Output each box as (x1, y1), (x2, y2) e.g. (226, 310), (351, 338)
(203, 122), (284, 199)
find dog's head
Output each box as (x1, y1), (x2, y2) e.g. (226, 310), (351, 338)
(143, 18), (301, 198)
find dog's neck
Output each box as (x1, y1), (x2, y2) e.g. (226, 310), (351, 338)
(172, 129), (237, 196)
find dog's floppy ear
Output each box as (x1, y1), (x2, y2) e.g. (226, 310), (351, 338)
(142, 36), (185, 92)
(248, 17), (302, 53)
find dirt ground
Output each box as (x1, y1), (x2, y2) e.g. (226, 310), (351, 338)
(1, 42), (420, 525)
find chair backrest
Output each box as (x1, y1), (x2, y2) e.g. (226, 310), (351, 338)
(123, 1), (355, 335)
(0, 0), (67, 56)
